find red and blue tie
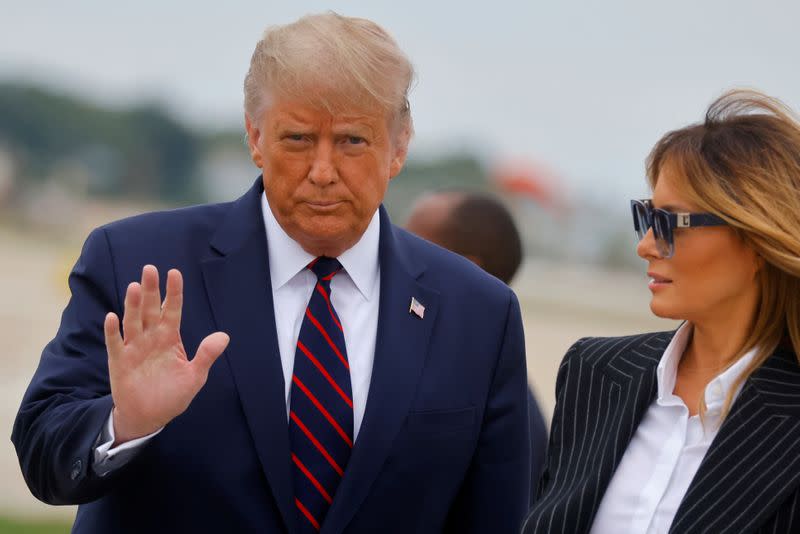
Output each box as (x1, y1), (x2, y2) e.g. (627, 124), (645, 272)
(289, 257), (353, 532)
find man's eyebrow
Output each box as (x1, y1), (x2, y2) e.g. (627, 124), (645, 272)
(332, 122), (374, 133)
(271, 121), (311, 134)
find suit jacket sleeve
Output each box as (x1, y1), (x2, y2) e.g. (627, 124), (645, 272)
(11, 227), (129, 504)
(444, 290), (530, 533)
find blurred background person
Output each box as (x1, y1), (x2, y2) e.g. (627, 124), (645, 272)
(525, 89), (800, 533)
(406, 190), (548, 496)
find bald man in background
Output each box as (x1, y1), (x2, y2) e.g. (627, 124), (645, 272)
(406, 191), (548, 499)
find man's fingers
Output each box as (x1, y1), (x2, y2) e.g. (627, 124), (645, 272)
(122, 282), (143, 341)
(140, 265), (161, 330)
(104, 312), (124, 357)
(161, 269), (184, 330)
(192, 332), (230, 377)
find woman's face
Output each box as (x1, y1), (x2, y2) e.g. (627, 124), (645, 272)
(637, 165), (762, 324)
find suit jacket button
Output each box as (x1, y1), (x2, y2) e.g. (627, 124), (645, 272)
(70, 459), (83, 481)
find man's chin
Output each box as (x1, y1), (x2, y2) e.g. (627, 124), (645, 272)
(294, 227), (359, 257)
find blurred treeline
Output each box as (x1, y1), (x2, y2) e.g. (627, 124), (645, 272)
(0, 82), (638, 268)
(0, 82), (487, 213)
(0, 83), (204, 202)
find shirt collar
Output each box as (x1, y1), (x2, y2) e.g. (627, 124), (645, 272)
(657, 322), (693, 401)
(705, 343), (758, 409)
(656, 322), (759, 406)
(261, 192), (380, 300)
(336, 209), (381, 301)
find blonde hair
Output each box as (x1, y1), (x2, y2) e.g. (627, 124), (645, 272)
(243, 12), (414, 132)
(646, 89), (800, 417)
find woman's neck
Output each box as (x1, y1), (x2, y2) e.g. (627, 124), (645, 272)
(683, 303), (756, 373)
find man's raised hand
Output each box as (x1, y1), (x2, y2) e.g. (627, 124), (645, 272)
(104, 265), (229, 444)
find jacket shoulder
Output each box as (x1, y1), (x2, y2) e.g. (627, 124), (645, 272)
(82, 200), (237, 283)
(99, 200), (233, 240)
(393, 225), (512, 302)
(566, 330), (675, 368)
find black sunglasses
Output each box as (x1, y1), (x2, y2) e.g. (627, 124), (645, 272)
(630, 199), (728, 258)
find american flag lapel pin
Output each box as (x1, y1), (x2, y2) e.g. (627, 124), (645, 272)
(409, 297), (425, 319)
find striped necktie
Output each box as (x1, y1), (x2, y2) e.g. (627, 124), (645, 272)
(289, 256), (354, 532)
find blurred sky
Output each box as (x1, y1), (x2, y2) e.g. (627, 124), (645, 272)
(2, 0), (799, 201)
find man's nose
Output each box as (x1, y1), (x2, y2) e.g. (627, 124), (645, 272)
(308, 141), (337, 186)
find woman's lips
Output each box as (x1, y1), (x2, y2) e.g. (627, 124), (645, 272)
(647, 271), (673, 291)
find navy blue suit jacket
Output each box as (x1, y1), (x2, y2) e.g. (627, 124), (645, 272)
(12, 179), (530, 533)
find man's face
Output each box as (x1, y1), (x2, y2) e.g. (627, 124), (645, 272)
(246, 96), (408, 257)
(405, 193), (463, 246)
(405, 192), (484, 268)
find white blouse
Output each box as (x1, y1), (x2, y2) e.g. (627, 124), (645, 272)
(590, 323), (758, 534)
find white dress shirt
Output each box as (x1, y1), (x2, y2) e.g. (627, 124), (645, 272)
(590, 323), (758, 534)
(261, 193), (380, 439)
(94, 193), (381, 474)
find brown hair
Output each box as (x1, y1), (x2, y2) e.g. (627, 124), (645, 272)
(646, 89), (800, 417)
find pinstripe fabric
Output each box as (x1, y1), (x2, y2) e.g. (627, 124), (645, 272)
(523, 332), (800, 534)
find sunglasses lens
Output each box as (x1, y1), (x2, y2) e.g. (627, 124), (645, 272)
(632, 203), (649, 241)
(653, 211), (673, 257)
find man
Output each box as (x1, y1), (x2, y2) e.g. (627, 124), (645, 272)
(11, 13), (530, 534)
(405, 190), (548, 498)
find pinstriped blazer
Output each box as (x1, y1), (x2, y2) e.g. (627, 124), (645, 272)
(523, 331), (800, 534)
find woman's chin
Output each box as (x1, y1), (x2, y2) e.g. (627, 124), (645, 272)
(649, 298), (683, 320)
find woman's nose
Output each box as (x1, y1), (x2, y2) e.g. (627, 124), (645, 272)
(636, 227), (662, 260)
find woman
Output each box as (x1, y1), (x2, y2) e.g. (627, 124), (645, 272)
(523, 90), (800, 534)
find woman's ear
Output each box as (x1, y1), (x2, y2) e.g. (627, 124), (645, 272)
(754, 252), (766, 275)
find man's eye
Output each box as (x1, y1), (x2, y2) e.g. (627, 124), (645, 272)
(287, 134), (305, 141)
(346, 136), (365, 145)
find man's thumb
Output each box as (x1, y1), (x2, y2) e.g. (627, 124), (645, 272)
(193, 332), (230, 374)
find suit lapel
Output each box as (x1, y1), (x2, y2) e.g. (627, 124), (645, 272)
(565, 332), (670, 532)
(529, 332), (673, 532)
(600, 333), (669, 474)
(322, 207), (439, 534)
(670, 348), (800, 533)
(200, 179), (295, 533)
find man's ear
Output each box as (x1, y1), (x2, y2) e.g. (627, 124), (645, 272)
(244, 114), (264, 168)
(389, 125), (410, 179)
